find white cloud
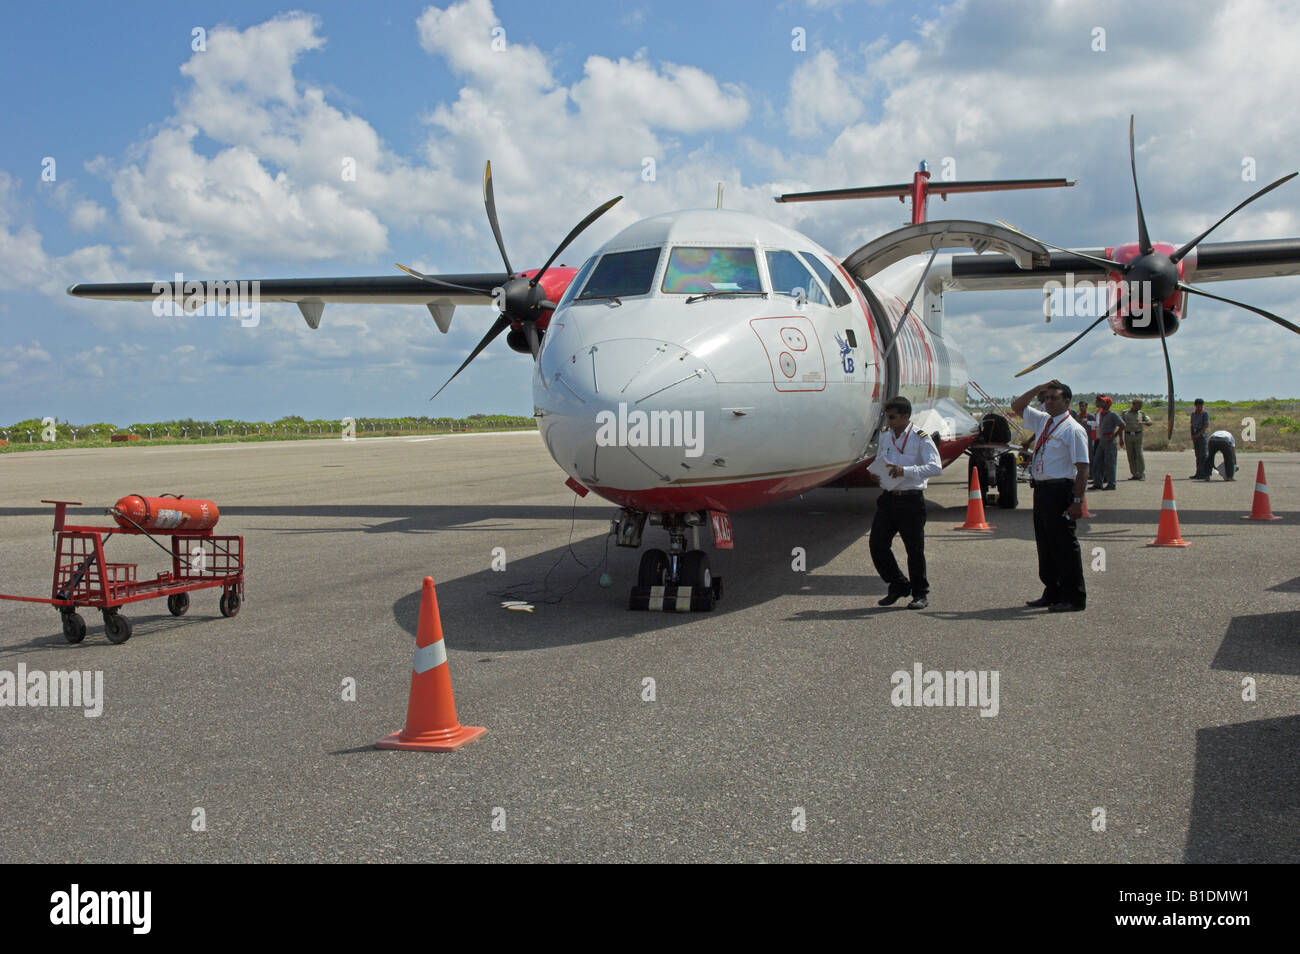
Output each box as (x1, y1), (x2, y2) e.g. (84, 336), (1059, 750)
(784, 50), (864, 137)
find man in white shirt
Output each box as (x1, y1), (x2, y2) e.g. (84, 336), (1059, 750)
(1010, 379), (1091, 612)
(1206, 429), (1237, 480)
(870, 396), (943, 610)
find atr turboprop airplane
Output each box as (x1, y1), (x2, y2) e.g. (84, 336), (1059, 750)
(68, 119), (1300, 602)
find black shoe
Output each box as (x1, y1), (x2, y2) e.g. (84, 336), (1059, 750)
(878, 590), (909, 607)
(1103, 485), (1116, 491)
(1048, 602), (1085, 612)
(1025, 597), (1053, 608)
(906, 596), (928, 610)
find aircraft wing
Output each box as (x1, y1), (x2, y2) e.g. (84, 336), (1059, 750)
(65, 273), (503, 331)
(942, 238), (1300, 292)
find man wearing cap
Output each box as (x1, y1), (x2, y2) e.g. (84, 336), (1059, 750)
(1190, 399), (1211, 479)
(1091, 396), (1123, 491)
(1011, 379), (1090, 613)
(1121, 397), (1153, 480)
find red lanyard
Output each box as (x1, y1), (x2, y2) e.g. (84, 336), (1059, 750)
(891, 425), (911, 455)
(1035, 414), (1065, 453)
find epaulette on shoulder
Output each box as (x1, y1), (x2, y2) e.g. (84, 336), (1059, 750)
(915, 428), (928, 437)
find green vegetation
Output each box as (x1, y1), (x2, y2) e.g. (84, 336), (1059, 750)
(0, 414), (536, 452)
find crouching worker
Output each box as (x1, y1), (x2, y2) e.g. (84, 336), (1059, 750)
(871, 396), (942, 610)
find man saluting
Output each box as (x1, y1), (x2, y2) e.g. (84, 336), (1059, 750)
(1010, 379), (1091, 613)
(871, 396), (942, 610)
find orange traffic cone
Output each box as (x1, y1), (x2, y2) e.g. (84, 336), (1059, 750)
(1242, 461), (1282, 521)
(1146, 475), (1190, 547)
(953, 469), (995, 531)
(376, 577), (486, 752)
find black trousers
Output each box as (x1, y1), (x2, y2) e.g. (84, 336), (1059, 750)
(870, 491), (928, 597)
(1032, 480), (1086, 607)
(1206, 437), (1237, 479)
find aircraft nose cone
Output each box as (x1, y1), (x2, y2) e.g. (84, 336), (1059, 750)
(536, 337), (720, 488)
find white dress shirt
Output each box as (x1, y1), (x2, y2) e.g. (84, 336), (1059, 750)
(1209, 429), (1235, 445)
(880, 423), (942, 490)
(1022, 405), (1090, 480)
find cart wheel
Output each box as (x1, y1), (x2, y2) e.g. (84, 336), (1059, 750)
(219, 589), (241, 618)
(166, 592), (190, 616)
(61, 611), (87, 644)
(103, 612), (132, 644)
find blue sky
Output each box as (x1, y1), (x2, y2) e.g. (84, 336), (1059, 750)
(3, 0), (1299, 424)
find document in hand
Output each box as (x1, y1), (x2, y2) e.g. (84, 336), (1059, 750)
(867, 453), (903, 491)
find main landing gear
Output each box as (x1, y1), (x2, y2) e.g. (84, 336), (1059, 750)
(614, 508), (723, 611)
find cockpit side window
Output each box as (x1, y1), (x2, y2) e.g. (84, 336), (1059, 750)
(799, 252), (853, 307)
(766, 250), (830, 306)
(662, 247), (761, 294)
(577, 247), (661, 300)
(555, 254), (598, 309)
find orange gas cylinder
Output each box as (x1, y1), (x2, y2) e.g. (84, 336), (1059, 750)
(112, 495), (220, 532)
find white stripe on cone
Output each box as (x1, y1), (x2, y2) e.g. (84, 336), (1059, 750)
(1162, 499), (1177, 511)
(413, 640), (448, 674)
(1257, 483), (1268, 494)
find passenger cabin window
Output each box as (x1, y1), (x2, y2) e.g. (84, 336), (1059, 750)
(766, 250), (830, 306)
(799, 251), (853, 307)
(556, 254), (598, 309)
(577, 247), (661, 300)
(662, 247), (761, 294)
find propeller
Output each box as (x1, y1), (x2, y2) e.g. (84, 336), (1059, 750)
(398, 161), (622, 399)
(1012, 116), (1299, 437)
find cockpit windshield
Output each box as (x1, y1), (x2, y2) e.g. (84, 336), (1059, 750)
(662, 247), (761, 295)
(576, 247), (661, 300)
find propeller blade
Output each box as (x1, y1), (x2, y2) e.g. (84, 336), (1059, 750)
(1170, 171), (1298, 263)
(483, 161), (514, 277)
(1129, 116), (1154, 256)
(1014, 301), (1120, 378)
(524, 321), (540, 358)
(431, 314), (511, 400)
(996, 219), (1125, 272)
(1178, 282), (1300, 334)
(395, 263), (498, 297)
(1153, 303), (1176, 439)
(529, 196), (623, 288)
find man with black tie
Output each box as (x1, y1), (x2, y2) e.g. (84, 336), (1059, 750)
(1011, 379), (1091, 613)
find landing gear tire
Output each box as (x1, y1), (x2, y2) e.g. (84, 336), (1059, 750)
(637, 549), (669, 587)
(61, 611), (87, 644)
(680, 550), (711, 591)
(996, 451), (1019, 509)
(219, 589), (241, 618)
(103, 611), (132, 644)
(167, 592), (190, 616)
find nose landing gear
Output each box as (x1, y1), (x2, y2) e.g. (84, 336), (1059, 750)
(621, 510), (723, 611)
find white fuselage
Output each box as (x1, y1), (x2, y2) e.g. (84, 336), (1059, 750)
(533, 209), (976, 515)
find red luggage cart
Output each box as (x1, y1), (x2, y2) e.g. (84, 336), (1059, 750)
(0, 499), (245, 644)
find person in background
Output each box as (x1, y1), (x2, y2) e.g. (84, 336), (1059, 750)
(1206, 428), (1238, 480)
(1121, 397), (1153, 480)
(1190, 399), (1211, 479)
(1073, 399), (1089, 428)
(1011, 379), (1090, 613)
(1091, 395), (1123, 491)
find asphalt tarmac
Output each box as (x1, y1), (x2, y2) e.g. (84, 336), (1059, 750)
(0, 435), (1296, 862)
